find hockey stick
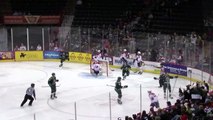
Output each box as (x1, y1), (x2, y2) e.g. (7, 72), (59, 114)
(106, 84), (128, 88)
(106, 84), (115, 87)
(171, 77), (178, 94)
(41, 84), (61, 88)
(154, 77), (159, 80)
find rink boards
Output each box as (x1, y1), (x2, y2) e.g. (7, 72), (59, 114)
(0, 50), (212, 88)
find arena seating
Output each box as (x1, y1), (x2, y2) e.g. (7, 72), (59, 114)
(72, 0), (204, 35)
(9, 0), (68, 15)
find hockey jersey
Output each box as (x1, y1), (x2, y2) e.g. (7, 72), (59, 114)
(92, 63), (101, 72)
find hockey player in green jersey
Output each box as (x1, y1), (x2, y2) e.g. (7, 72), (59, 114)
(59, 51), (69, 67)
(48, 73), (59, 99)
(162, 72), (177, 99)
(120, 61), (131, 80)
(114, 77), (128, 104)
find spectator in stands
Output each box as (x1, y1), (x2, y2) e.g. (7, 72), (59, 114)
(76, 0), (82, 5)
(176, 53), (183, 64)
(19, 43), (26, 51)
(141, 110), (151, 120)
(30, 45), (34, 50)
(36, 44), (42, 51)
(169, 56), (177, 64)
(49, 40), (54, 50)
(14, 45), (20, 51)
(150, 49), (158, 61)
(190, 32), (197, 46)
(53, 45), (60, 51)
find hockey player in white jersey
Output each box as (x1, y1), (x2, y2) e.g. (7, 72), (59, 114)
(91, 61), (102, 76)
(134, 51), (144, 74)
(120, 49), (129, 65)
(148, 91), (159, 109)
(93, 50), (102, 61)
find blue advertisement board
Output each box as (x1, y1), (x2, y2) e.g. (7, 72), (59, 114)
(164, 63), (187, 76)
(44, 51), (60, 59)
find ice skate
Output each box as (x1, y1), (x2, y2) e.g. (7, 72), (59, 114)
(138, 71), (143, 75)
(50, 96), (54, 100)
(117, 98), (122, 104)
(122, 75), (126, 80)
(164, 93), (166, 99)
(59, 63), (63, 67)
(50, 94), (54, 99)
(169, 94), (173, 99)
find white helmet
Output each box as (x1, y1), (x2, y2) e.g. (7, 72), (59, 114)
(97, 50), (101, 53)
(137, 51), (141, 54)
(123, 49), (127, 52)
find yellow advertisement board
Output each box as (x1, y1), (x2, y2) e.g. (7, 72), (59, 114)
(69, 52), (92, 64)
(15, 51), (43, 61)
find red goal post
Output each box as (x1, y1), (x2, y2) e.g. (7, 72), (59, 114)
(90, 59), (110, 77)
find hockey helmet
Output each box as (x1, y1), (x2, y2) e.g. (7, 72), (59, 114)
(97, 50), (101, 53)
(137, 51), (141, 54)
(148, 90), (152, 93)
(31, 83), (35, 87)
(160, 62), (165, 66)
(123, 49), (127, 52)
(117, 77), (122, 81)
(52, 73), (55, 76)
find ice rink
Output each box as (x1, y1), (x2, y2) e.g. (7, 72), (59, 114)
(0, 61), (191, 120)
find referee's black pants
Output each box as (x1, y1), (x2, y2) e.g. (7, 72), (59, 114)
(20, 94), (34, 106)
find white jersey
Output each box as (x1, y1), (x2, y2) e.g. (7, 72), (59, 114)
(135, 55), (143, 63)
(149, 93), (158, 103)
(120, 52), (129, 60)
(93, 53), (102, 61)
(19, 45), (26, 51)
(92, 63), (101, 72)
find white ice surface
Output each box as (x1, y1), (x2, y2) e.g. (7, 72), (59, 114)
(0, 61), (191, 120)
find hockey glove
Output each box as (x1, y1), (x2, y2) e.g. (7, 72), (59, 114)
(123, 85), (128, 88)
(56, 79), (59, 82)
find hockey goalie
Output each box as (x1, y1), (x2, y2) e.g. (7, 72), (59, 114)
(91, 61), (102, 76)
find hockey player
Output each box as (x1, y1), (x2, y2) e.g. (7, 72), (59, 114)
(159, 72), (166, 88)
(148, 91), (159, 109)
(91, 61), (102, 76)
(159, 63), (165, 75)
(20, 83), (36, 107)
(120, 49), (129, 65)
(48, 73), (59, 99)
(120, 61), (131, 80)
(162, 72), (175, 99)
(59, 51), (69, 67)
(133, 51), (144, 74)
(154, 63), (165, 87)
(93, 49), (102, 61)
(114, 77), (128, 104)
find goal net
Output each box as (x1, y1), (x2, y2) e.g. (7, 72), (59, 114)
(90, 59), (111, 77)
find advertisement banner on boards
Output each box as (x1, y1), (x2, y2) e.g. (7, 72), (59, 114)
(44, 51), (60, 59)
(15, 51), (43, 61)
(0, 51), (14, 60)
(113, 57), (134, 66)
(69, 52), (92, 64)
(164, 63), (187, 76)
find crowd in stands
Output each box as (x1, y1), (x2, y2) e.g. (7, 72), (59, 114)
(123, 82), (213, 120)
(14, 43), (43, 51)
